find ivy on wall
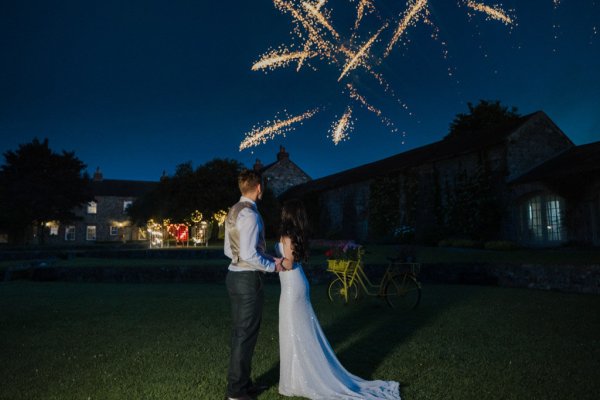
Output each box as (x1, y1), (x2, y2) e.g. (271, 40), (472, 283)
(368, 175), (401, 240)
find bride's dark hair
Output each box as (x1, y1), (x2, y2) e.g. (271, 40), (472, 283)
(279, 199), (310, 263)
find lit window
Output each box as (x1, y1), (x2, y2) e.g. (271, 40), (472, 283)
(520, 194), (565, 244)
(65, 226), (76, 241)
(123, 201), (133, 213)
(87, 201), (97, 214)
(50, 225), (59, 236)
(86, 226), (97, 241)
(110, 226), (119, 236)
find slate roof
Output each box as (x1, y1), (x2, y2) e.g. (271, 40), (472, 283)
(282, 111), (542, 199)
(511, 140), (600, 184)
(91, 179), (158, 197)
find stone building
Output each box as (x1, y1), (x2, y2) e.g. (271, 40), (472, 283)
(283, 111), (600, 247)
(43, 168), (158, 245)
(254, 146), (311, 197)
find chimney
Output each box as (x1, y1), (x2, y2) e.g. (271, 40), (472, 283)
(160, 170), (168, 182)
(277, 145), (289, 161)
(253, 159), (264, 172)
(93, 167), (103, 181)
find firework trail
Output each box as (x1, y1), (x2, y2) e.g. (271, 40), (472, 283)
(240, 108), (319, 151)
(302, 1), (339, 39)
(465, 1), (514, 26)
(346, 83), (382, 116)
(384, 0), (429, 58)
(354, 0), (376, 30)
(242, 0), (519, 150)
(347, 83), (399, 131)
(252, 49), (315, 71)
(330, 106), (354, 145)
(339, 23), (388, 81)
(274, 0), (334, 57)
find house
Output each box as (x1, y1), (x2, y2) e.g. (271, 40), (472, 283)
(254, 146), (311, 197)
(282, 111), (600, 247)
(44, 168), (158, 245)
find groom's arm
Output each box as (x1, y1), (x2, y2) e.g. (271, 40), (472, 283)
(237, 208), (277, 273)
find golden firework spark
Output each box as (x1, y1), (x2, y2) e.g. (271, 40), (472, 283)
(274, 0), (334, 58)
(384, 0), (429, 58)
(347, 83), (399, 132)
(465, 1), (514, 26)
(302, 1), (339, 39)
(240, 108), (319, 151)
(354, 0), (375, 30)
(330, 106), (354, 145)
(338, 23), (388, 81)
(252, 48), (314, 71)
(346, 83), (382, 116)
(242, 0), (519, 150)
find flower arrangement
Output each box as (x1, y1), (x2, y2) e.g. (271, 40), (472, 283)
(324, 240), (361, 261)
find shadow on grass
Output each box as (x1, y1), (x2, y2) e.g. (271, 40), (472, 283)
(253, 280), (480, 396)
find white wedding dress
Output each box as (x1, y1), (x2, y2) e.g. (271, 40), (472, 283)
(276, 242), (400, 400)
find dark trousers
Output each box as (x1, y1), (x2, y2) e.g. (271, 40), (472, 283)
(226, 270), (264, 397)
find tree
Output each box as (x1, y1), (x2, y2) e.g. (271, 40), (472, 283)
(128, 158), (245, 228)
(446, 100), (520, 139)
(0, 138), (93, 244)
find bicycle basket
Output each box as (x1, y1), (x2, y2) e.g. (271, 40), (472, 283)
(327, 259), (353, 273)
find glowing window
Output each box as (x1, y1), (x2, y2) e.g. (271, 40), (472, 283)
(87, 201), (97, 214)
(520, 194), (565, 244)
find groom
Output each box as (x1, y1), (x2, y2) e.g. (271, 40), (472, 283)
(224, 169), (283, 400)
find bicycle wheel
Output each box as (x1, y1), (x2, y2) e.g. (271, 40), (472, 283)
(328, 278), (358, 305)
(384, 274), (421, 311)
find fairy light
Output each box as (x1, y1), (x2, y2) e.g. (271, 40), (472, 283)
(213, 210), (228, 225)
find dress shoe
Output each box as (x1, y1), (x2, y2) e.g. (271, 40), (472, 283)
(226, 395), (253, 400)
(247, 383), (268, 395)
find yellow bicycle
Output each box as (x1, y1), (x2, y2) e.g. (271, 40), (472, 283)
(327, 248), (421, 311)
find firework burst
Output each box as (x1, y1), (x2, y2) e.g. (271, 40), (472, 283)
(241, 0), (519, 151)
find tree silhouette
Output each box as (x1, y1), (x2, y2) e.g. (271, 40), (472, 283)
(0, 138), (93, 244)
(446, 100), (520, 139)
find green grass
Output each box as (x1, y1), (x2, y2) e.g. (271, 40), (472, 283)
(0, 281), (598, 399)
(2, 244), (599, 272)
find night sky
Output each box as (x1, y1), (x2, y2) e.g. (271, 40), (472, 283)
(1, 0), (599, 182)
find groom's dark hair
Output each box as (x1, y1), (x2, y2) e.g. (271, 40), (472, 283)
(238, 169), (262, 195)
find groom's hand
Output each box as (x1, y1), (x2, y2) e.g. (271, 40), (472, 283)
(274, 257), (284, 272)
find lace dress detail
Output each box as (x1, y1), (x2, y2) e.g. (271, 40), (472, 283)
(277, 243), (400, 399)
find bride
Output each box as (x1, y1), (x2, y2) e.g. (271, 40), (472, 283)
(276, 199), (400, 400)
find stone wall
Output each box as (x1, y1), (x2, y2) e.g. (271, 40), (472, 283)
(263, 158), (311, 197)
(506, 113), (573, 181)
(319, 182), (371, 240)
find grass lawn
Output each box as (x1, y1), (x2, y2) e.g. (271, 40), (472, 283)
(0, 281), (598, 400)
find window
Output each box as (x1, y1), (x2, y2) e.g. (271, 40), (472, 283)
(110, 226), (119, 236)
(519, 194), (565, 245)
(87, 201), (97, 214)
(50, 225), (59, 236)
(65, 226), (76, 241)
(123, 200), (133, 214)
(86, 225), (97, 241)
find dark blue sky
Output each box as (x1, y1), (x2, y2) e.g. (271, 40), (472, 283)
(1, 0), (599, 181)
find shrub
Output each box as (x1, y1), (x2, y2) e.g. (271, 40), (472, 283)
(484, 240), (520, 250)
(438, 238), (482, 248)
